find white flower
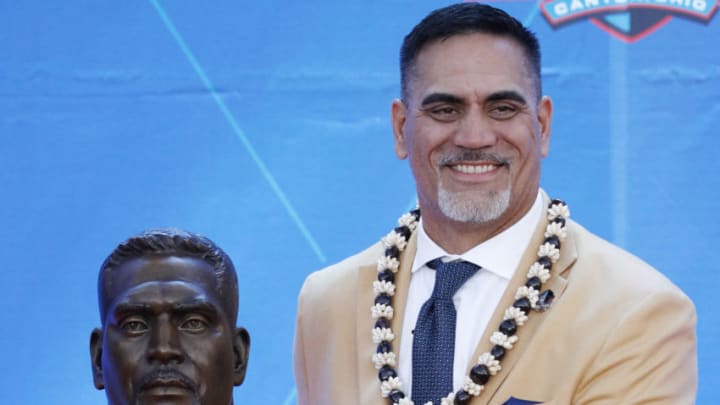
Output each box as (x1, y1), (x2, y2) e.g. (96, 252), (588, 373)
(544, 221), (568, 240)
(373, 280), (396, 296)
(372, 351), (397, 369)
(372, 327), (395, 344)
(377, 256), (401, 273)
(371, 303), (394, 320)
(527, 262), (551, 283)
(537, 242), (560, 262)
(477, 352), (501, 374)
(398, 212), (419, 231)
(462, 376), (485, 396)
(382, 230), (407, 250)
(504, 306), (528, 326)
(380, 376), (402, 397)
(515, 286), (539, 307)
(490, 331), (519, 349)
(440, 392), (456, 405)
(396, 398), (414, 405)
(548, 202), (570, 220)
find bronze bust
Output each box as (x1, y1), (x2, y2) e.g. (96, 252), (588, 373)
(90, 228), (250, 405)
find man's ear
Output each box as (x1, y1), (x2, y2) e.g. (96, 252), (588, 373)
(232, 327), (251, 386)
(537, 95), (553, 157)
(90, 328), (105, 390)
(391, 99), (409, 160)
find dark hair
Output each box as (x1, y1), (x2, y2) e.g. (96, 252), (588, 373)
(97, 228), (239, 325)
(400, 3), (542, 101)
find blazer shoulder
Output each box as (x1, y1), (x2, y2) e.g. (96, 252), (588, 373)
(566, 219), (693, 305)
(560, 220), (697, 404)
(299, 241), (384, 304)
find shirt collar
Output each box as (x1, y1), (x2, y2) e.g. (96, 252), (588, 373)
(412, 191), (543, 280)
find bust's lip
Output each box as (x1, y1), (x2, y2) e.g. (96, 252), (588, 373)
(143, 377), (192, 389)
(140, 371), (195, 393)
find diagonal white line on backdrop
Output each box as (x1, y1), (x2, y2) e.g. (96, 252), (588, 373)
(282, 387), (296, 405)
(149, 0), (326, 263)
(523, 0), (544, 27)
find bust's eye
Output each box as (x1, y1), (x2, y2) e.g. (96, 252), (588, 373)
(180, 317), (209, 333)
(121, 319), (148, 335)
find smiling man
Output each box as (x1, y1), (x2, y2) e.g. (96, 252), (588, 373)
(293, 3), (697, 405)
(90, 228), (250, 405)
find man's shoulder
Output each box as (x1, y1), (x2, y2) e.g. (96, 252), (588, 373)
(299, 241), (384, 300)
(566, 219), (692, 303)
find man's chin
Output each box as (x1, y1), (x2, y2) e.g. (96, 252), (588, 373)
(437, 188), (510, 224)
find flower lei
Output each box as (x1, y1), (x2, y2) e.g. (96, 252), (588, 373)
(371, 199), (570, 405)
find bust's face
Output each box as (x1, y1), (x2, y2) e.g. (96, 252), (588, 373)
(91, 255), (248, 405)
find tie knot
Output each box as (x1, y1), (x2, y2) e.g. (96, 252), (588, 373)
(427, 258), (480, 300)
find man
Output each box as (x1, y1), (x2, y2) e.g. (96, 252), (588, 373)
(293, 3), (696, 405)
(90, 228), (250, 405)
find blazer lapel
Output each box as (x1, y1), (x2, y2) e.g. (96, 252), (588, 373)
(356, 232), (418, 403)
(392, 231), (417, 355)
(469, 194), (578, 404)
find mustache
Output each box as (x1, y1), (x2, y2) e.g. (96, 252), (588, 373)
(138, 368), (197, 393)
(436, 150), (509, 166)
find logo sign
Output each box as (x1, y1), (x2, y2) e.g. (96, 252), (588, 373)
(541, 0), (719, 41)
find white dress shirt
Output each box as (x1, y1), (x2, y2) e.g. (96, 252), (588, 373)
(398, 191), (543, 396)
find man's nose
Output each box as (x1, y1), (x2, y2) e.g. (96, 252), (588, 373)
(146, 316), (184, 364)
(454, 110), (497, 149)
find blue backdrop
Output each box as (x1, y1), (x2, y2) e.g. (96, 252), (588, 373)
(1, 1), (717, 403)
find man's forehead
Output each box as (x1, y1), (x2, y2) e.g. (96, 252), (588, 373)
(408, 33), (536, 101)
(416, 33), (525, 67)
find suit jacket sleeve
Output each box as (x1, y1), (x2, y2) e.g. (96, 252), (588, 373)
(293, 275), (312, 405)
(573, 288), (697, 404)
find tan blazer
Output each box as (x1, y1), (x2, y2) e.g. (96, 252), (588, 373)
(293, 200), (697, 404)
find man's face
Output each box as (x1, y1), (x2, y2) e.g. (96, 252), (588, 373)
(392, 33), (552, 235)
(91, 256), (249, 405)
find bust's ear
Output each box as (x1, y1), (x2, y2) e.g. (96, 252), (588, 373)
(90, 328), (105, 390)
(232, 327), (251, 386)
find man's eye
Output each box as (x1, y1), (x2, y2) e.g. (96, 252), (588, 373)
(433, 107), (456, 114)
(488, 104), (519, 119)
(180, 317), (209, 333)
(429, 106), (460, 121)
(121, 320), (148, 334)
